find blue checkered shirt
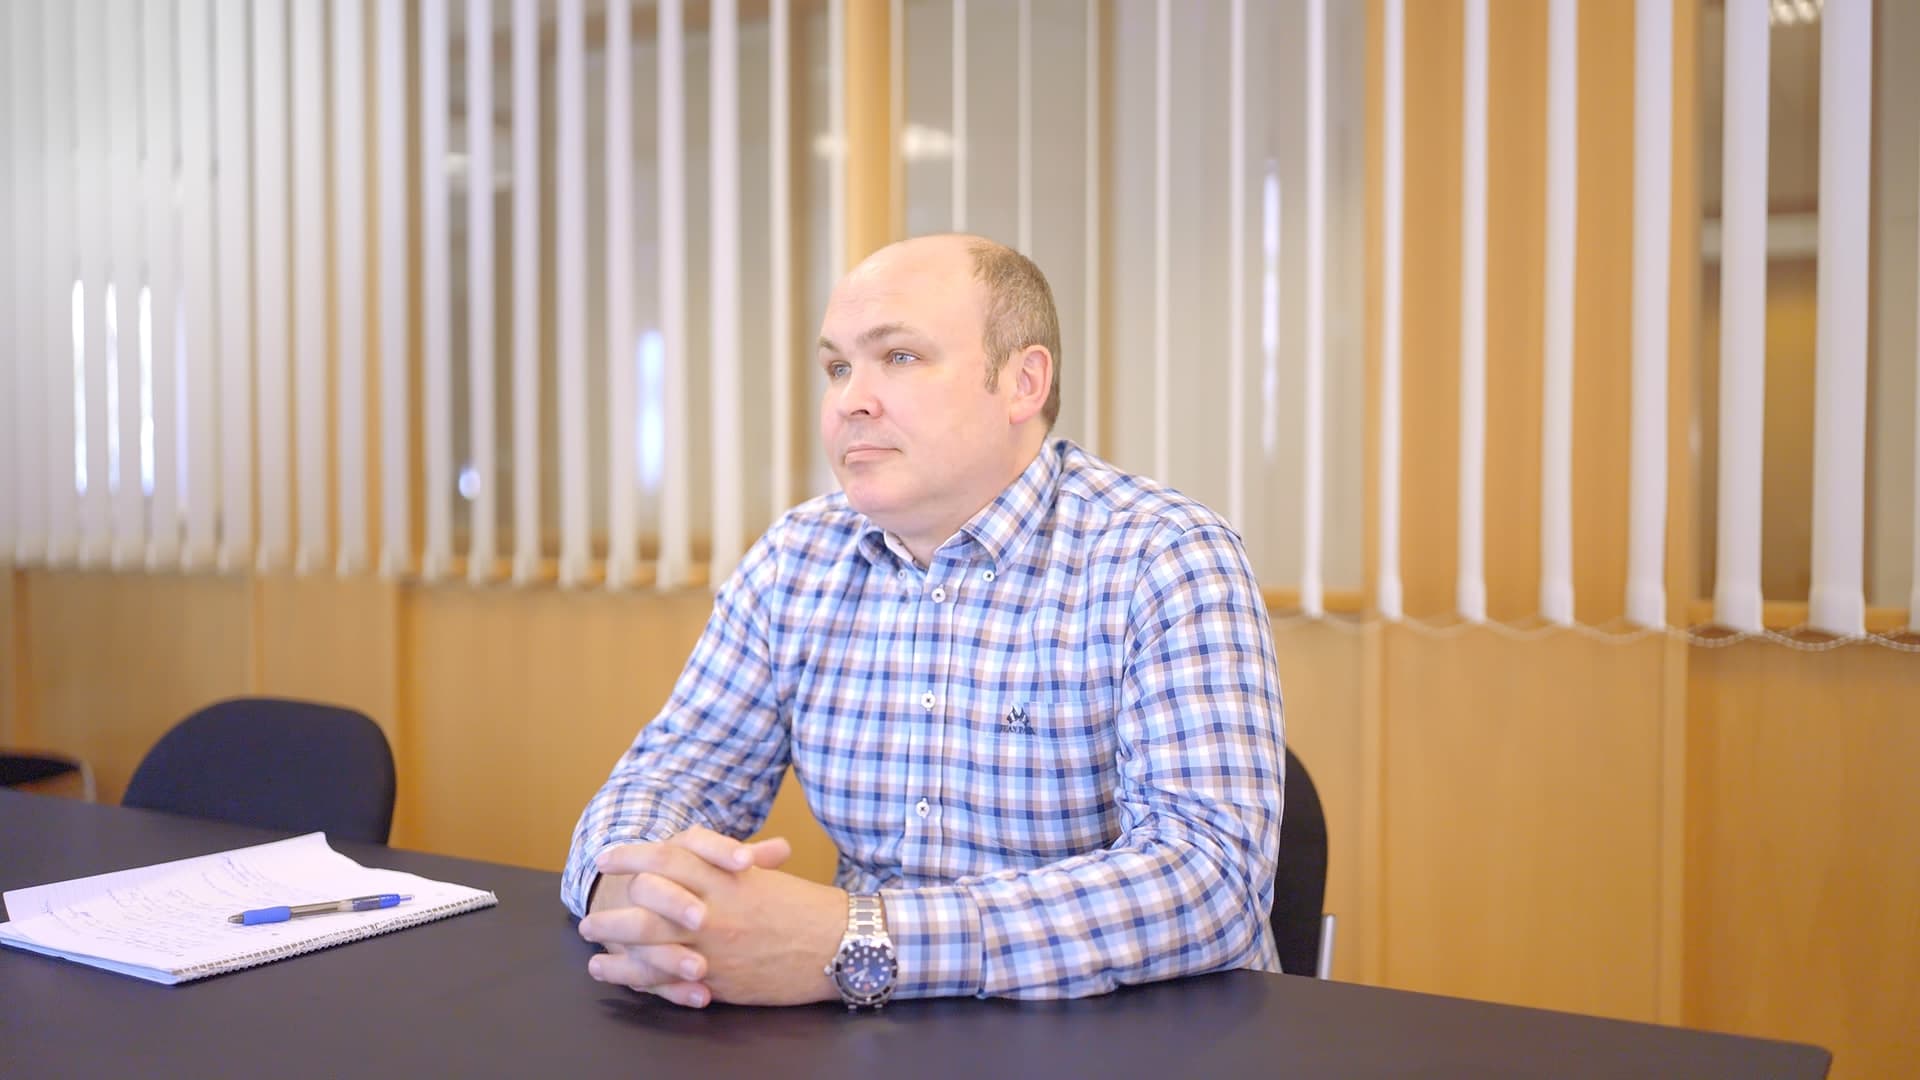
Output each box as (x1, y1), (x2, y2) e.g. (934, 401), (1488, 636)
(564, 439), (1285, 998)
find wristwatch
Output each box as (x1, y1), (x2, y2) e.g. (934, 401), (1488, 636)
(825, 893), (898, 1010)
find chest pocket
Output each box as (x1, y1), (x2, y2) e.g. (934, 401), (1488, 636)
(958, 696), (1121, 861)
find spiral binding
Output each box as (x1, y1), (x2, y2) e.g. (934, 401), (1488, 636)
(175, 894), (498, 981)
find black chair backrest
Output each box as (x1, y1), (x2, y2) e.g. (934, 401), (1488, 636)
(1272, 746), (1330, 977)
(123, 698), (396, 844)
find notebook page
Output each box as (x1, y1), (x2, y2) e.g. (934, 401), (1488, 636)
(0, 832), (490, 980)
(2, 832), (334, 917)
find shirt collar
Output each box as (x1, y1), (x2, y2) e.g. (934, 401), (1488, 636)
(855, 439), (1066, 572)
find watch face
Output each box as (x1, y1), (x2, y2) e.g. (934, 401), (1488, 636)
(836, 941), (897, 998)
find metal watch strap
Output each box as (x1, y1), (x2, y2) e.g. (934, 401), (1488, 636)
(829, 893), (896, 1010)
(846, 894), (887, 937)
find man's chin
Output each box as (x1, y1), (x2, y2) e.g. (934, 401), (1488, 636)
(841, 481), (907, 523)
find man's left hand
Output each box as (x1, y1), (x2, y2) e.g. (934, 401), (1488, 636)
(580, 841), (849, 1007)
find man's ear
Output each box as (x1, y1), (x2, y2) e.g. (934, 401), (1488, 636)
(1007, 346), (1053, 425)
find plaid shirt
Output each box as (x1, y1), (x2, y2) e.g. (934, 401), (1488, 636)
(564, 439), (1285, 999)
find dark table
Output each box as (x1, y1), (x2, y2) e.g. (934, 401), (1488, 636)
(0, 789), (1828, 1078)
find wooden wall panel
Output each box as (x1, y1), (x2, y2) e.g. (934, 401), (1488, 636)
(1379, 624), (1670, 1023)
(2, 568), (21, 746)
(255, 575), (402, 739)
(399, 584), (838, 878)
(1686, 643), (1920, 1080)
(20, 572), (252, 802)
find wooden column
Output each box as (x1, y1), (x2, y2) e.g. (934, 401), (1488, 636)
(844, 0), (897, 267)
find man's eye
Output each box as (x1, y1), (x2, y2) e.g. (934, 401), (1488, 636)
(826, 361), (850, 379)
(887, 351), (916, 365)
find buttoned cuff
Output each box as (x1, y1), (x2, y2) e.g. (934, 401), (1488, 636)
(880, 884), (985, 998)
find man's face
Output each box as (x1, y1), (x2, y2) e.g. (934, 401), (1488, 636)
(816, 241), (1019, 548)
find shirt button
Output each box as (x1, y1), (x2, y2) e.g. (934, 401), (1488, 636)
(931, 586), (947, 603)
(920, 691), (936, 710)
(897, 568), (908, 580)
(915, 798), (931, 818)
(982, 569), (995, 582)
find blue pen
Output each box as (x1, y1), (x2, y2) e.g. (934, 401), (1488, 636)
(228, 893), (413, 925)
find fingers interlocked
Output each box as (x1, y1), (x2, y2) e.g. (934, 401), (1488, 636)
(578, 827), (793, 1008)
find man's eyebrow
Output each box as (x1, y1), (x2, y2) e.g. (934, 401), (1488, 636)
(817, 322), (921, 356)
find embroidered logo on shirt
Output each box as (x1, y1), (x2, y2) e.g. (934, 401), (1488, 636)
(1002, 704), (1031, 734)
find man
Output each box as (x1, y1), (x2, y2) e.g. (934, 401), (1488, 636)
(565, 234), (1284, 1009)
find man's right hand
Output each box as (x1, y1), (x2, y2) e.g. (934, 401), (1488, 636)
(583, 827), (793, 1008)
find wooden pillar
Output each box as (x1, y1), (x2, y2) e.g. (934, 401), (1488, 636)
(844, 0), (897, 267)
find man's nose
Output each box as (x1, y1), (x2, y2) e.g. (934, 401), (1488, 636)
(834, 363), (881, 417)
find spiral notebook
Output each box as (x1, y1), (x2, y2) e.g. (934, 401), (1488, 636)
(0, 832), (498, 985)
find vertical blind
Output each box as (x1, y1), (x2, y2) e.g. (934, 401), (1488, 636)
(1, 0), (1914, 633)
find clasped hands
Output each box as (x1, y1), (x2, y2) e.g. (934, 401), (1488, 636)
(577, 826), (849, 1008)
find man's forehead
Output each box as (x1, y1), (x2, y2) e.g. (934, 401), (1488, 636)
(821, 263), (981, 340)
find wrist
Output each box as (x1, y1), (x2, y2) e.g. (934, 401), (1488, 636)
(587, 872), (634, 913)
(825, 891), (899, 1009)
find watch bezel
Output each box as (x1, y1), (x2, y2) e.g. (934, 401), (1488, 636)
(828, 933), (899, 1009)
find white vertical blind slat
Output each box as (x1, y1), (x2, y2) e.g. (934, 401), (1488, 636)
(1152, 0), (1169, 483)
(710, 0), (745, 582)
(1378, 0), (1405, 619)
(376, 0), (410, 578)
(109, 0), (144, 567)
(292, 0), (329, 575)
(144, 0), (181, 568)
(252, 0), (292, 573)
(0, 0), (15, 557)
(1540, 0), (1578, 625)
(511, 0), (541, 584)
(1227, 0), (1245, 534)
(1082, 0), (1101, 455)
(1713, 0), (1769, 634)
(770, 0), (794, 517)
(44, 0), (79, 565)
(419, 0), (452, 582)
(180, 0), (217, 569)
(1807, 0), (1872, 637)
(1912, 128), (1920, 632)
(556, 0), (589, 586)
(9, 0), (45, 561)
(1016, 0), (1031, 254)
(78, 0), (112, 565)
(1625, 0), (1672, 628)
(952, 0), (966, 232)
(1301, 0), (1328, 617)
(1457, 0), (1488, 622)
(334, 0), (368, 576)
(1911, 192), (1920, 630)
(657, 0), (691, 586)
(214, 0), (253, 571)
(466, 0), (498, 583)
(606, 0), (637, 589)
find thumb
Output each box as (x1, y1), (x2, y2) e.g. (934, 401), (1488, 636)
(743, 836), (793, 869)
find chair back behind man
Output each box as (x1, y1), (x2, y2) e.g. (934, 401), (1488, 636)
(123, 697), (396, 844)
(1272, 747), (1330, 977)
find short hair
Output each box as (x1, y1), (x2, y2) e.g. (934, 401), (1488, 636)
(969, 240), (1063, 427)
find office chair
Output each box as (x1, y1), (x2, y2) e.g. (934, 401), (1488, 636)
(0, 750), (97, 800)
(1272, 746), (1335, 979)
(122, 697), (397, 844)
